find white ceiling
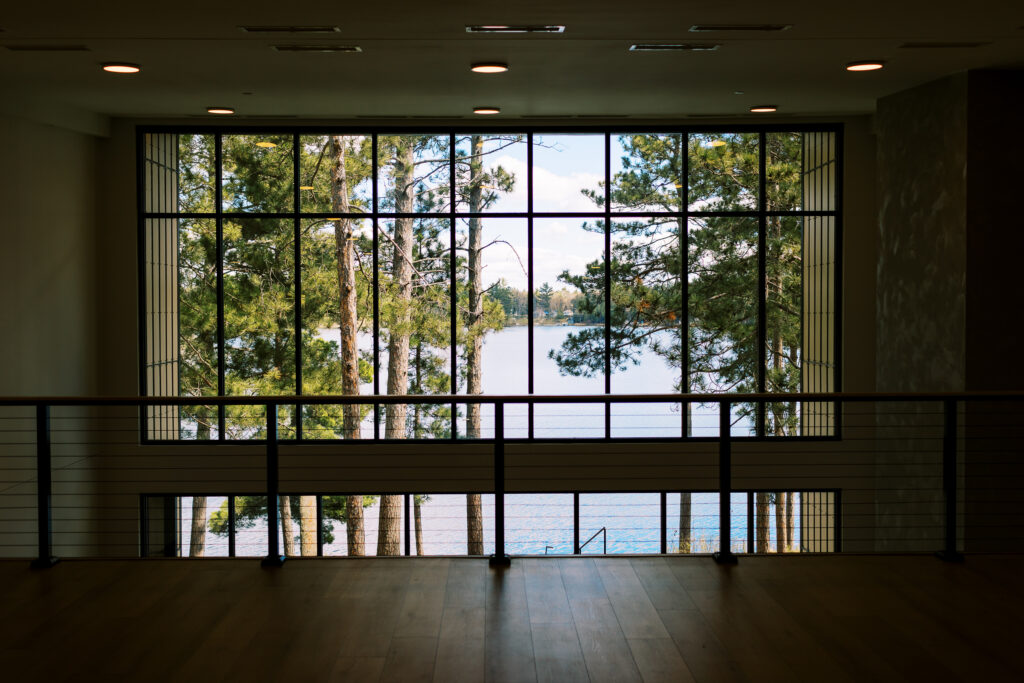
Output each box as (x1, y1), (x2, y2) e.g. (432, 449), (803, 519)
(1, 1), (1022, 122)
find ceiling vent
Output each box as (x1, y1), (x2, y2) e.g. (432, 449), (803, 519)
(3, 44), (90, 51)
(272, 45), (361, 52)
(465, 25), (565, 33)
(689, 24), (791, 32)
(240, 26), (341, 33)
(899, 41), (989, 49)
(630, 43), (720, 51)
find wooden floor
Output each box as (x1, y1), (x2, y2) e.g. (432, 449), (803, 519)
(1, 555), (1022, 682)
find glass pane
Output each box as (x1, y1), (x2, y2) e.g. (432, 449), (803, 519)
(298, 134), (372, 213)
(301, 218), (374, 439)
(765, 216), (803, 436)
(406, 493), (496, 556)
(377, 135), (451, 214)
(180, 496), (229, 557)
(753, 492), (803, 553)
(455, 133), (527, 213)
(456, 218), (528, 438)
(532, 134), (605, 213)
(176, 217), (218, 438)
(278, 495), (319, 557)
(223, 218), (295, 437)
(378, 218), (452, 438)
(176, 134), (215, 212)
(765, 132), (804, 211)
(688, 133), (759, 211)
(687, 216), (757, 395)
(579, 493), (660, 554)
(222, 134), (294, 213)
(533, 218), (605, 437)
(609, 217), (683, 437)
(667, 492), (747, 554)
(610, 133), (684, 213)
(323, 494), (406, 556)
(233, 496), (268, 557)
(506, 493), (573, 555)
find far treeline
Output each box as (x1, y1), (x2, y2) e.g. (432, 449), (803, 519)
(173, 132), (820, 557)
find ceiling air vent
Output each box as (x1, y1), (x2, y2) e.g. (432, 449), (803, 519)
(240, 26), (341, 33)
(689, 24), (791, 32)
(465, 25), (565, 33)
(4, 44), (90, 51)
(899, 41), (989, 49)
(272, 45), (361, 52)
(630, 43), (720, 51)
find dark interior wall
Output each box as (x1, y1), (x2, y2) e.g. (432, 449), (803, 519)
(875, 74), (968, 392)
(965, 71), (1024, 392)
(0, 115), (99, 396)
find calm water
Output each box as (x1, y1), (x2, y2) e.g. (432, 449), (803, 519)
(180, 326), (787, 557)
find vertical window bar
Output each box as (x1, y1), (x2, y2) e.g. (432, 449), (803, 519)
(833, 129), (844, 435)
(136, 129), (148, 435)
(603, 132), (612, 438)
(449, 134), (458, 439)
(372, 134), (381, 440)
(681, 131), (690, 437)
(228, 495), (236, 557)
(293, 133), (303, 440)
(316, 495), (324, 556)
(527, 134), (535, 439)
(747, 490), (755, 553)
(215, 134), (226, 440)
(756, 132), (767, 437)
(660, 491), (667, 554)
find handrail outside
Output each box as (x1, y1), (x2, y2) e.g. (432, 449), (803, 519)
(2, 390), (1024, 407)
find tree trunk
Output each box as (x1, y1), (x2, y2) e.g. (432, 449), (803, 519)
(785, 491), (795, 552)
(189, 497), (207, 557)
(677, 492), (691, 553)
(299, 495), (317, 556)
(331, 136), (368, 557)
(415, 496), (424, 555)
(280, 495), (296, 557)
(465, 134), (485, 555)
(189, 411), (210, 557)
(775, 492), (787, 553)
(756, 492), (770, 552)
(379, 139), (416, 556)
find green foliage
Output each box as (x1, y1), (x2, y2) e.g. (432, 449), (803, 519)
(551, 132), (806, 435)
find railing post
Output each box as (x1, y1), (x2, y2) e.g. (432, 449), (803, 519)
(31, 404), (57, 569)
(937, 399), (963, 562)
(713, 400), (737, 565)
(573, 492), (580, 554)
(262, 403), (285, 567)
(660, 491), (667, 555)
(490, 401), (510, 567)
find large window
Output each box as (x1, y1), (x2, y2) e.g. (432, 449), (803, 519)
(141, 127), (839, 441)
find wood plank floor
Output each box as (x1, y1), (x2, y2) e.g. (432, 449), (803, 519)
(1, 555), (1022, 682)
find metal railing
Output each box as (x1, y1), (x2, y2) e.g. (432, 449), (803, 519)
(2, 391), (1023, 567)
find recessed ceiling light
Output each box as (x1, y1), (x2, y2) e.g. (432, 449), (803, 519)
(465, 25), (565, 33)
(471, 62), (509, 73)
(846, 60), (884, 72)
(629, 44), (720, 51)
(101, 62), (141, 74)
(690, 24), (791, 32)
(207, 106), (235, 115)
(749, 105), (777, 113)
(299, 185), (314, 190)
(255, 141), (277, 148)
(473, 106), (501, 115)
(709, 139), (727, 147)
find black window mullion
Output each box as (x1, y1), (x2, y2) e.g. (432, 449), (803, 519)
(756, 131), (767, 437)
(449, 134), (458, 439)
(604, 133), (612, 439)
(527, 133), (535, 439)
(293, 132), (303, 440)
(681, 130), (690, 437)
(215, 134), (226, 440)
(372, 134), (381, 440)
